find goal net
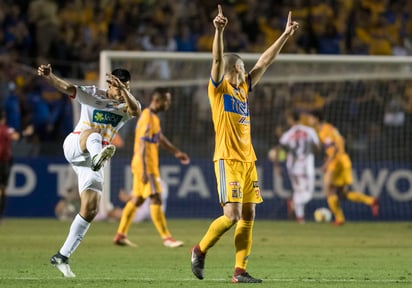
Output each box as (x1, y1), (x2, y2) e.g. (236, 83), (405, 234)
(100, 51), (412, 221)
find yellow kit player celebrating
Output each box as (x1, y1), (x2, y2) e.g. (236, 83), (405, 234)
(308, 110), (379, 225)
(191, 5), (299, 283)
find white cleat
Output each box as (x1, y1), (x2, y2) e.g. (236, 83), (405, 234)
(55, 263), (76, 278)
(163, 237), (184, 248)
(91, 144), (116, 171)
(50, 252), (76, 278)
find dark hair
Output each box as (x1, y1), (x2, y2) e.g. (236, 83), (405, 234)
(111, 68), (131, 83)
(310, 109), (325, 122)
(152, 87), (170, 100)
(0, 109), (5, 120)
(289, 110), (300, 122)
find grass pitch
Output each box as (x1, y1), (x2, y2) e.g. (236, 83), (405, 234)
(0, 218), (411, 288)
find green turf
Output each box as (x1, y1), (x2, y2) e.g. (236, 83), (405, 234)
(0, 219), (411, 287)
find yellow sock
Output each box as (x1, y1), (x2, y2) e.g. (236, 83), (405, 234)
(347, 191), (374, 205)
(327, 195), (345, 223)
(150, 204), (170, 238)
(234, 220), (254, 270)
(199, 215), (234, 253)
(117, 201), (137, 235)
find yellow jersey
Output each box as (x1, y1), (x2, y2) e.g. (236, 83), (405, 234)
(131, 108), (161, 174)
(208, 75), (256, 162)
(318, 122), (346, 158)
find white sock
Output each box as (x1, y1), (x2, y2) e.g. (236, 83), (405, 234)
(86, 133), (102, 159)
(294, 203), (305, 219)
(59, 214), (91, 257)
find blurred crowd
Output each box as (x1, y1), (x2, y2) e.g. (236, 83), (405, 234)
(0, 0), (411, 160)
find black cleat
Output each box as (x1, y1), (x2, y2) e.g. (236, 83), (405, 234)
(232, 272), (263, 283)
(191, 245), (205, 280)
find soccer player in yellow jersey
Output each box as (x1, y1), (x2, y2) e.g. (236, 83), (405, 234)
(308, 110), (379, 226)
(113, 88), (190, 248)
(191, 5), (299, 283)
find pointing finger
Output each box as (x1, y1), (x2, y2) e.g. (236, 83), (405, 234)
(218, 4), (223, 16)
(287, 11), (291, 24)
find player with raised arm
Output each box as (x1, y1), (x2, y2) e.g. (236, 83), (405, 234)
(190, 5), (299, 283)
(37, 64), (141, 277)
(307, 110), (379, 225)
(272, 111), (320, 223)
(113, 87), (190, 248)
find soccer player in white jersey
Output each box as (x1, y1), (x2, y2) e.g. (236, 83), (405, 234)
(37, 64), (141, 277)
(275, 111), (320, 223)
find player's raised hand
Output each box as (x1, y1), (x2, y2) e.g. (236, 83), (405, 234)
(213, 4), (228, 31)
(37, 64), (52, 77)
(106, 73), (127, 90)
(284, 11), (299, 36)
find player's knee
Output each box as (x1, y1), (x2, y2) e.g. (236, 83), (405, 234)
(134, 196), (145, 206)
(149, 194), (162, 205)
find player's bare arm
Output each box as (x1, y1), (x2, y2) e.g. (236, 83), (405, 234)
(139, 137), (149, 184)
(159, 133), (190, 165)
(37, 64), (76, 96)
(250, 11), (299, 87)
(211, 4), (228, 83)
(106, 73), (141, 117)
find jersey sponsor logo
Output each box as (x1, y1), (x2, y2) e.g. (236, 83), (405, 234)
(289, 130), (308, 140)
(93, 110), (122, 127)
(223, 94), (249, 117)
(232, 188), (242, 199)
(238, 116), (250, 125)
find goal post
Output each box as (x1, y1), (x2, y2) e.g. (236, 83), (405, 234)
(100, 51), (412, 221)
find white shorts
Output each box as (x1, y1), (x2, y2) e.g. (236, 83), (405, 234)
(63, 133), (104, 194)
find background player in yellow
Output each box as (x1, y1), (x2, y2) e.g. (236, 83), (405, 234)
(113, 88), (190, 248)
(190, 5), (299, 283)
(308, 110), (379, 225)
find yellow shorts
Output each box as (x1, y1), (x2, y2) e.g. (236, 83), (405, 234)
(214, 159), (263, 205)
(326, 153), (353, 187)
(132, 171), (162, 198)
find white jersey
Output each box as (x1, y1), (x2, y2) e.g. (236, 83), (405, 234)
(279, 124), (320, 175)
(71, 85), (133, 144)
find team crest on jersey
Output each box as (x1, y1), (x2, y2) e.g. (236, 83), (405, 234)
(93, 110), (122, 127)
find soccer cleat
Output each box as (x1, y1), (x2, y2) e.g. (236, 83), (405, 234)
(91, 145), (116, 171)
(50, 252), (75, 278)
(191, 245), (205, 280)
(332, 220), (345, 226)
(232, 272), (263, 283)
(296, 216), (305, 224)
(113, 233), (137, 247)
(163, 237), (184, 248)
(371, 198), (379, 217)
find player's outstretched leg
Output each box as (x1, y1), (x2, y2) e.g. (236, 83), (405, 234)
(91, 144), (116, 171)
(50, 252), (75, 278)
